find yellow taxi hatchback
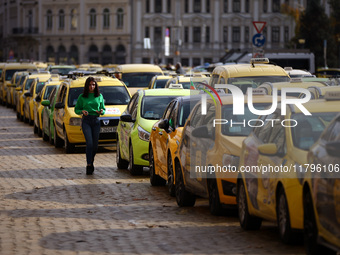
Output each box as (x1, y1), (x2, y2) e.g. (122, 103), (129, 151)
(237, 93), (340, 244)
(54, 75), (131, 153)
(210, 58), (290, 93)
(115, 64), (163, 95)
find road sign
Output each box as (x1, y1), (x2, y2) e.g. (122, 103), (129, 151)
(252, 33), (266, 47)
(252, 21), (266, 34)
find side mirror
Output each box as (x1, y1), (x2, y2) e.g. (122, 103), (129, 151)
(54, 102), (64, 109)
(158, 119), (169, 131)
(258, 143), (277, 156)
(120, 114), (135, 122)
(192, 125), (211, 139)
(24, 91), (32, 97)
(35, 95), (41, 102)
(41, 100), (51, 107)
(325, 141), (340, 157)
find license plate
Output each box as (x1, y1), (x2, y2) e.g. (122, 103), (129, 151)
(100, 127), (117, 133)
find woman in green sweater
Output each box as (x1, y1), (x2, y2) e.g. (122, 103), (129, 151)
(75, 77), (106, 175)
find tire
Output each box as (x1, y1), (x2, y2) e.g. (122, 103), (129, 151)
(277, 188), (301, 244)
(54, 126), (63, 148)
(167, 153), (175, 196)
(64, 131), (75, 154)
(128, 144), (143, 175)
(208, 178), (224, 215)
(303, 190), (335, 255)
(149, 145), (166, 186)
(175, 162), (196, 207)
(49, 124), (54, 145)
(42, 130), (49, 141)
(33, 123), (38, 134)
(116, 138), (128, 169)
(28, 112), (33, 125)
(237, 180), (262, 230)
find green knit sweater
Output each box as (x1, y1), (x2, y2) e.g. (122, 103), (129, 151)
(74, 93), (106, 116)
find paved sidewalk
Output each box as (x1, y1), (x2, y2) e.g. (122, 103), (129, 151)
(0, 105), (305, 255)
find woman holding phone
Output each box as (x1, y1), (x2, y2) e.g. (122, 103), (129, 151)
(75, 77), (106, 175)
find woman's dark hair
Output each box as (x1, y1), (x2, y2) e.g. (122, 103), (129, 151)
(83, 76), (100, 97)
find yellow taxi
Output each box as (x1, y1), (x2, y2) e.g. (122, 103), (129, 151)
(0, 62), (37, 105)
(304, 111), (340, 255)
(258, 78), (327, 97)
(174, 91), (279, 214)
(149, 94), (201, 196)
(23, 72), (52, 125)
(53, 75), (131, 153)
(236, 92), (340, 244)
(115, 64), (163, 95)
(209, 58), (290, 93)
(33, 74), (61, 136)
(302, 85), (340, 99)
(165, 75), (211, 89)
(315, 68), (340, 78)
(16, 72), (49, 122)
(147, 75), (173, 89)
(7, 71), (29, 108)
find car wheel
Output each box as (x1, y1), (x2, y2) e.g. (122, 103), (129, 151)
(237, 180), (262, 230)
(42, 129), (49, 141)
(16, 111), (20, 120)
(277, 188), (301, 244)
(303, 190), (333, 255)
(54, 126), (63, 148)
(175, 162), (196, 207)
(116, 138), (128, 169)
(49, 124), (54, 145)
(28, 112), (33, 125)
(208, 178), (224, 215)
(167, 153), (175, 196)
(128, 144), (143, 175)
(64, 131), (75, 154)
(149, 145), (166, 186)
(33, 123), (38, 134)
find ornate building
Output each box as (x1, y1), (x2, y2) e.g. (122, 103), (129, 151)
(0, 0), (330, 66)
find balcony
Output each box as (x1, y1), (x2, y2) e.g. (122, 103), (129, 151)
(12, 27), (39, 35)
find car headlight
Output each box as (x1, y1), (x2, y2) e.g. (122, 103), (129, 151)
(138, 125), (150, 141)
(69, 117), (82, 126)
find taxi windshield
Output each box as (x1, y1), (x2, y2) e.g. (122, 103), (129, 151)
(178, 99), (201, 127)
(36, 82), (45, 94)
(25, 79), (35, 90)
(227, 76), (290, 93)
(43, 85), (57, 100)
(291, 112), (338, 150)
(121, 72), (162, 88)
(141, 96), (178, 120)
(68, 86), (130, 107)
(221, 103), (270, 136)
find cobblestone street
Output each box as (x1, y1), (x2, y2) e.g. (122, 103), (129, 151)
(0, 105), (305, 255)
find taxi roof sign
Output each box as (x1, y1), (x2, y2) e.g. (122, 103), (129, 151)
(324, 91), (340, 100)
(250, 58), (270, 64)
(168, 83), (183, 89)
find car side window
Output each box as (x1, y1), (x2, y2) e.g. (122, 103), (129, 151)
(131, 95), (140, 120)
(267, 116), (286, 155)
(255, 113), (279, 143)
(163, 100), (176, 120)
(127, 93), (138, 114)
(322, 119), (340, 141)
(190, 104), (203, 128)
(168, 101), (178, 129)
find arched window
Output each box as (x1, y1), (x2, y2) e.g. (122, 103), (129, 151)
(46, 45), (54, 62)
(117, 8), (123, 29)
(58, 45), (67, 64)
(272, 0), (280, 12)
(28, 10), (33, 30)
(115, 44), (126, 64)
(102, 44), (112, 65)
(89, 8), (96, 28)
(103, 8), (110, 28)
(46, 10), (53, 29)
(71, 9), (77, 29)
(59, 10), (65, 29)
(70, 45), (79, 65)
(89, 44), (99, 63)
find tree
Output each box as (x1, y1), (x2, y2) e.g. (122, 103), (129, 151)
(299, 0), (336, 68)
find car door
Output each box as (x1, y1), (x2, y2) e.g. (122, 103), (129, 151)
(54, 84), (67, 137)
(154, 100), (176, 175)
(119, 93), (139, 160)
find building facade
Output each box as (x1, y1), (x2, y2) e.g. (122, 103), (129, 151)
(0, 0), (329, 66)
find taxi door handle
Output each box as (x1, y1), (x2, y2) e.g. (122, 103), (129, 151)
(158, 132), (163, 135)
